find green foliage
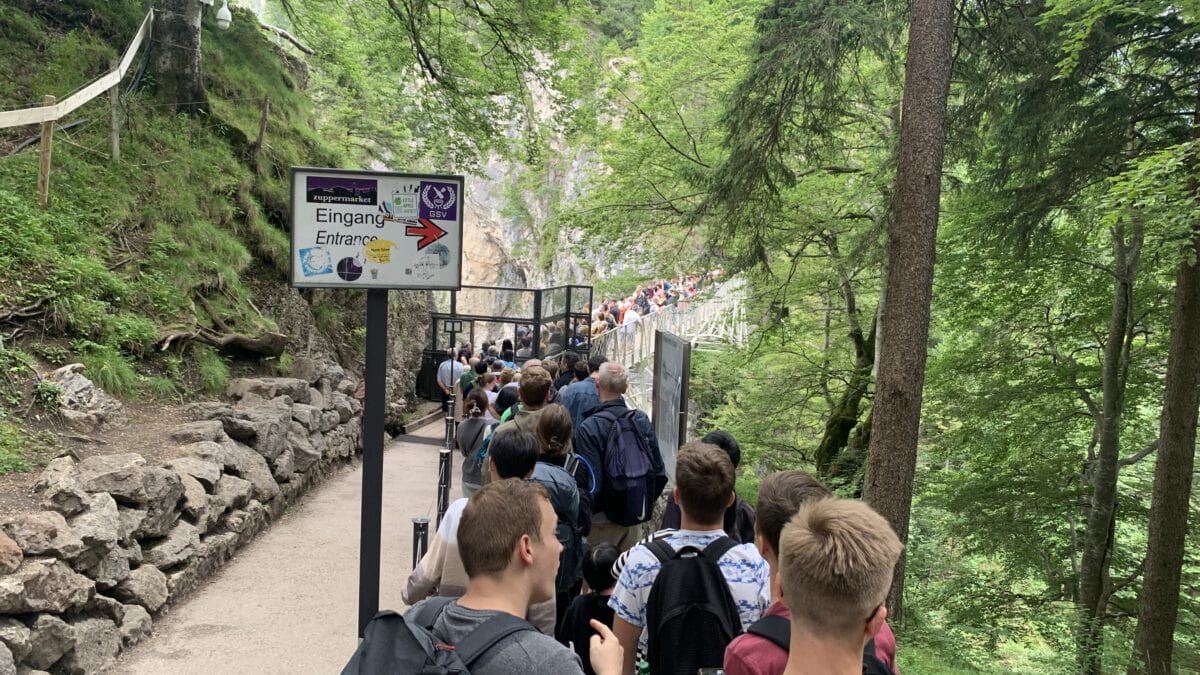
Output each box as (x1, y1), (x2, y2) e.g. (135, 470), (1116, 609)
(32, 380), (62, 411)
(143, 376), (179, 402)
(0, 347), (35, 408)
(0, 417), (56, 474)
(271, 352), (294, 377)
(192, 345), (229, 396)
(76, 342), (139, 397)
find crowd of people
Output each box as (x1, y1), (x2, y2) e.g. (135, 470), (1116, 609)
(347, 335), (904, 675)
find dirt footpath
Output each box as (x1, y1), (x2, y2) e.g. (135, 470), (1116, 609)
(108, 421), (450, 674)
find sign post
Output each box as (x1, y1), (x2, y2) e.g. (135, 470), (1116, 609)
(289, 167), (464, 637)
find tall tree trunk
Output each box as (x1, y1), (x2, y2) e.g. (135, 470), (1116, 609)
(152, 0), (209, 115)
(860, 0), (954, 623)
(1130, 113), (1200, 675)
(1077, 222), (1142, 674)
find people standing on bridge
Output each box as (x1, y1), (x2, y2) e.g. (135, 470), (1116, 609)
(437, 348), (464, 414)
(572, 362), (666, 552)
(405, 478), (624, 675)
(560, 355), (607, 427)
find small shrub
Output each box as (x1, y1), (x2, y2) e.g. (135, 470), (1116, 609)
(32, 380), (62, 411)
(0, 418), (56, 474)
(105, 313), (159, 355)
(77, 343), (139, 397)
(144, 376), (179, 401)
(0, 347), (35, 408)
(271, 351), (293, 376)
(193, 345), (229, 395)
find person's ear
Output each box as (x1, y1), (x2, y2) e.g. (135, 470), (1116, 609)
(518, 533), (535, 566)
(756, 532), (775, 562)
(672, 485), (681, 504)
(727, 491), (736, 508)
(865, 604), (888, 641)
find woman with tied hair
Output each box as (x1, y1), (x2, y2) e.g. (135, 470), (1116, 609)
(456, 389), (492, 497)
(536, 403), (575, 460)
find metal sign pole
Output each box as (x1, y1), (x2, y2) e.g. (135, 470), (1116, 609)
(357, 288), (388, 637)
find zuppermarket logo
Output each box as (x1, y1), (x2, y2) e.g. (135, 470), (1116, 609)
(306, 176), (378, 205)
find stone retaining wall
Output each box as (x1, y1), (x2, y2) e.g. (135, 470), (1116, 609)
(0, 360), (368, 674)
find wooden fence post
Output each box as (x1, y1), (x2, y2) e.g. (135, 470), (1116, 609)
(110, 58), (120, 163)
(37, 94), (55, 208)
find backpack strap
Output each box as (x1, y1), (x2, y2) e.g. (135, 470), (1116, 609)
(746, 614), (790, 651)
(700, 535), (738, 562)
(453, 613), (537, 666)
(645, 537), (679, 565)
(408, 596), (456, 630)
(864, 636), (877, 658)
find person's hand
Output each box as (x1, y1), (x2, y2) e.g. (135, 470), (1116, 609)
(588, 620), (623, 675)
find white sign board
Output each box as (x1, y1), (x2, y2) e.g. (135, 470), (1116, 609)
(289, 167), (464, 290)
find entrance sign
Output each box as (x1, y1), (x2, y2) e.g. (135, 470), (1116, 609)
(652, 330), (691, 482)
(290, 167), (464, 290)
(289, 167), (464, 637)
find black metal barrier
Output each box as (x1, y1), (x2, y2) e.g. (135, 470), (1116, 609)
(411, 517), (429, 570)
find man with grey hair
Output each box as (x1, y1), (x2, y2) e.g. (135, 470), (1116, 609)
(573, 362), (666, 552)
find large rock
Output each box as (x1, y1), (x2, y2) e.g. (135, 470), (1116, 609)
(219, 402), (291, 462)
(291, 404), (320, 433)
(331, 392), (357, 423)
(46, 364), (127, 430)
(112, 565), (167, 612)
(75, 454), (145, 503)
(167, 420), (226, 445)
(1, 512), (83, 559)
(183, 401), (233, 421)
(25, 615), (74, 671)
(115, 507), (145, 543)
(270, 446), (294, 483)
(226, 377), (310, 403)
(67, 493), (119, 569)
(320, 409), (340, 433)
(0, 641), (12, 675)
(178, 474), (210, 530)
(218, 441), (280, 502)
(0, 533), (20, 575)
(165, 456), (221, 490)
(32, 457), (88, 516)
(75, 545), (130, 589)
(183, 440), (228, 465)
(84, 592), (126, 624)
(134, 467), (183, 538)
(289, 423), (321, 474)
(141, 521), (199, 570)
(119, 604), (152, 647)
(55, 617), (119, 675)
(208, 475), (252, 527)
(0, 559), (92, 613)
(0, 618), (31, 663)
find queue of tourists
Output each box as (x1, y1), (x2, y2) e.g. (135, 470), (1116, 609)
(347, 345), (904, 675)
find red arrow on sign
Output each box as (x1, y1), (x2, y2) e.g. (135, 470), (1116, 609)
(405, 218), (448, 251)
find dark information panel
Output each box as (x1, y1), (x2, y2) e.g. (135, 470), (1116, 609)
(652, 330), (691, 481)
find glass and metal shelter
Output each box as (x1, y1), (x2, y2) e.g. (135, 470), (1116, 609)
(417, 284), (593, 400)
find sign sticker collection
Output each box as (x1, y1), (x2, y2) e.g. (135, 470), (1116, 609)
(290, 170), (464, 290)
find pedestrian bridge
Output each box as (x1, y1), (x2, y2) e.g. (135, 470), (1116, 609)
(590, 277), (749, 413)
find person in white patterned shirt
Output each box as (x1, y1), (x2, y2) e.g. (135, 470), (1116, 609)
(608, 442), (770, 674)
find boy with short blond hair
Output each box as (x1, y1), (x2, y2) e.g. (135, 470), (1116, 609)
(779, 498), (903, 675)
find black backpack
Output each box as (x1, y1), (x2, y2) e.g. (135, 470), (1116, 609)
(341, 597), (535, 675)
(746, 613), (896, 675)
(643, 536), (743, 675)
(594, 408), (666, 526)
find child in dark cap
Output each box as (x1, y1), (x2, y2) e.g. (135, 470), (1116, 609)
(557, 543), (619, 675)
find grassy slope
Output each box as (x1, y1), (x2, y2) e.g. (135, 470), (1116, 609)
(0, 1), (344, 470)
